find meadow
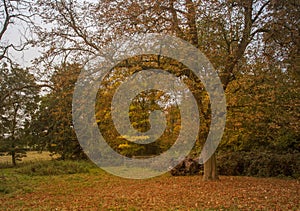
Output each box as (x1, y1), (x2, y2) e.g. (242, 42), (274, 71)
(0, 152), (299, 210)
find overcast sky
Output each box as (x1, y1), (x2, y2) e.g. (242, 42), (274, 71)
(3, 16), (41, 67)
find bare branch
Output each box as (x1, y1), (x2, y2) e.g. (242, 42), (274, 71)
(252, 0), (271, 24)
(0, 0), (35, 64)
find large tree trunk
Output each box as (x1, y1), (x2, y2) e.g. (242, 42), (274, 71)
(201, 0), (255, 181)
(203, 152), (218, 181)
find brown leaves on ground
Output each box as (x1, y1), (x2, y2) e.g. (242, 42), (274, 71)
(1, 174), (299, 210)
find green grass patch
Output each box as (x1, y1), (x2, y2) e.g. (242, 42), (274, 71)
(0, 171), (35, 195)
(0, 159), (100, 195)
(14, 159), (98, 176)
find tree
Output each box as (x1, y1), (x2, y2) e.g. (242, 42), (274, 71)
(95, 56), (185, 158)
(0, 63), (39, 165)
(32, 63), (86, 159)
(221, 61), (300, 152)
(33, 0), (299, 180)
(263, 0), (300, 78)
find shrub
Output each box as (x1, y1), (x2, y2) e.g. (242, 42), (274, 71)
(217, 151), (300, 178)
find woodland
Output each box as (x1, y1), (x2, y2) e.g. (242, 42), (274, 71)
(0, 0), (299, 185)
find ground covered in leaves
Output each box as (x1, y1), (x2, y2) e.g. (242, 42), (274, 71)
(1, 167), (299, 210)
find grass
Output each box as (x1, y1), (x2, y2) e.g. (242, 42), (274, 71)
(0, 153), (299, 210)
(0, 151), (56, 168)
(0, 159), (99, 195)
(14, 159), (96, 176)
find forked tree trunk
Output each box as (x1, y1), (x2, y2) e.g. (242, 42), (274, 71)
(203, 152), (219, 181)
(201, 1), (252, 181)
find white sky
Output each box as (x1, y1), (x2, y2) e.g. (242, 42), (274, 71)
(2, 17), (41, 67)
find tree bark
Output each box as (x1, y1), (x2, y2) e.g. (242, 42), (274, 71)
(11, 143), (16, 166)
(202, 0), (256, 181)
(11, 150), (16, 166)
(10, 104), (19, 166)
(203, 152), (218, 181)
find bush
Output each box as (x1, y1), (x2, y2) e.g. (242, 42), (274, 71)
(217, 151), (300, 178)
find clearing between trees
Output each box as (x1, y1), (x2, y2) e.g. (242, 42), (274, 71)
(0, 159), (299, 210)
